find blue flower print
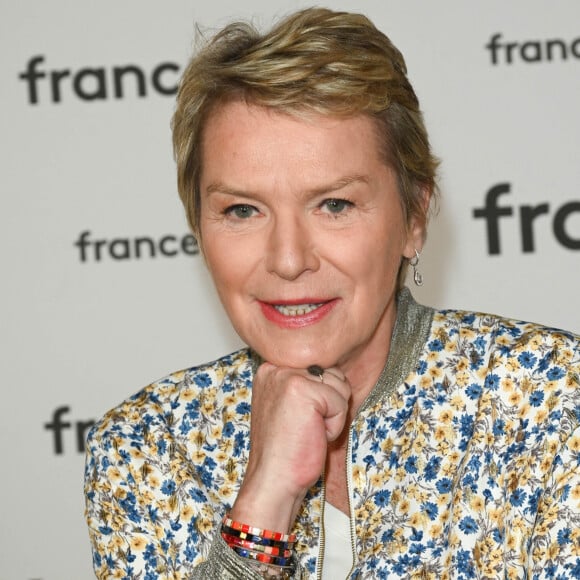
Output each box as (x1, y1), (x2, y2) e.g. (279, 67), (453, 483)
(518, 351), (537, 369)
(459, 516), (478, 534)
(529, 390), (544, 407)
(547, 366), (565, 381)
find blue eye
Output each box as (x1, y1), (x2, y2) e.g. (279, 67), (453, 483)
(226, 204), (257, 219)
(323, 198), (353, 214)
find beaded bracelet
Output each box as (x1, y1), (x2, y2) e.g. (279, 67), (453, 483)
(221, 514), (296, 577)
(221, 532), (292, 557)
(221, 525), (295, 550)
(222, 515), (297, 543)
(231, 545), (294, 567)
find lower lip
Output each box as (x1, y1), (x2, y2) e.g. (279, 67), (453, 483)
(259, 300), (338, 328)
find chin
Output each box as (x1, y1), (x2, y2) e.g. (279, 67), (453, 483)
(254, 343), (333, 369)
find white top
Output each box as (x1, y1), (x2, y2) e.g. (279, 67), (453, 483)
(321, 502), (353, 579)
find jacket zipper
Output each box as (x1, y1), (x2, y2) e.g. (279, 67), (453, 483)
(345, 427), (357, 578)
(314, 428), (357, 580)
(315, 470), (326, 580)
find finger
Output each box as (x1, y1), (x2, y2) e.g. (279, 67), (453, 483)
(315, 385), (349, 441)
(321, 366), (345, 382)
(309, 368), (351, 403)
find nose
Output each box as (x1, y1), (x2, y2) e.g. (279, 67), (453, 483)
(264, 214), (319, 280)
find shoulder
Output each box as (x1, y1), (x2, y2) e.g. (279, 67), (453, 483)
(431, 305), (580, 360)
(87, 347), (254, 446)
(428, 305), (579, 422)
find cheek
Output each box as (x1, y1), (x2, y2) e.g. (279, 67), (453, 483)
(203, 234), (256, 299)
(202, 236), (235, 286)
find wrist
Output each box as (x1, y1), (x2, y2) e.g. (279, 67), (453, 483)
(230, 481), (306, 534)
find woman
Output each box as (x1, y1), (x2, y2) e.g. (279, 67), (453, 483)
(84, 8), (580, 579)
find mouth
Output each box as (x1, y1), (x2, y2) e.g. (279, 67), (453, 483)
(259, 299), (337, 328)
(272, 303), (325, 316)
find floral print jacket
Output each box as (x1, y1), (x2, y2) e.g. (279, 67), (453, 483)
(84, 289), (580, 579)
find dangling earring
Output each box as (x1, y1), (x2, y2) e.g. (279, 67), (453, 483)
(409, 249), (423, 286)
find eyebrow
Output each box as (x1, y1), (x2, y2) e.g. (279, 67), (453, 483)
(205, 174), (370, 198)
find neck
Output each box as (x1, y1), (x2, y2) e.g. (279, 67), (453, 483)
(340, 297), (398, 420)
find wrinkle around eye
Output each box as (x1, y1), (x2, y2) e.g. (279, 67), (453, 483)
(319, 198), (355, 216)
(224, 203), (260, 220)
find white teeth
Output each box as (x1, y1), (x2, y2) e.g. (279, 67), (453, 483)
(274, 303), (323, 316)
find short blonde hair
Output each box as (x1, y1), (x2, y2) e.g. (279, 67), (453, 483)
(172, 7), (439, 284)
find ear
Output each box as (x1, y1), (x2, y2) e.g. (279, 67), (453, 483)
(402, 185), (431, 259)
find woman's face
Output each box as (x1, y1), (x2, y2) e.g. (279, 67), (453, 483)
(199, 101), (424, 372)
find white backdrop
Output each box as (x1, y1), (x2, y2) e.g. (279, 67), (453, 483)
(1, 1), (579, 578)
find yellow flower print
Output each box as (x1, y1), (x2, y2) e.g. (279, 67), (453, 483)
(471, 429), (485, 445)
(215, 450), (229, 463)
(569, 435), (580, 453)
(370, 472), (386, 488)
(441, 463), (457, 478)
(112, 487), (127, 502)
(409, 512), (426, 528)
(201, 400), (216, 415)
(456, 371), (470, 387)
(547, 542), (560, 560)
(535, 407), (548, 424)
(571, 483), (580, 504)
(501, 376), (515, 392)
(191, 449), (206, 463)
(539, 455), (553, 474)
(106, 466), (123, 483)
(392, 395), (406, 411)
(352, 464), (366, 489)
(129, 448), (145, 461)
(439, 409), (453, 424)
(181, 388), (195, 401)
(506, 532), (517, 551)
(470, 496), (484, 512)
(444, 338), (457, 352)
(108, 534), (125, 550)
(181, 505), (194, 521)
(196, 517), (214, 534)
(427, 351), (439, 363)
(508, 391), (523, 406)
(518, 403), (531, 419)
(130, 535), (148, 552)
(428, 366), (443, 380)
(220, 485), (235, 498)
(411, 436), (426, 454)
(237, 386), (250, 399)
(398, 499), (410, 515)
(450, 394), (465, 411)
(224, 394), (237, 407)
(188, 431), (204, 448)
(460, 327), (476, 340)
